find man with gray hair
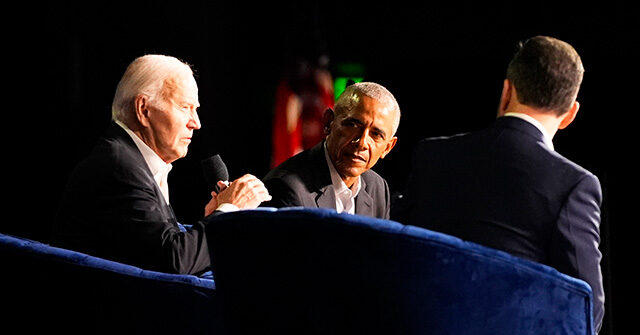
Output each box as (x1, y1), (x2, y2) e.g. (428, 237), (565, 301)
(263, 82), (400, 219)
(53, 55), (271, 275)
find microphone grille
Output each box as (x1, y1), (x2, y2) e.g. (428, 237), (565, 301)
(201, 154), (229, 189)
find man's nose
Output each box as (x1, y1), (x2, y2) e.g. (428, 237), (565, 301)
(189, 109), (201, 129)
(350, 129), (369, 150)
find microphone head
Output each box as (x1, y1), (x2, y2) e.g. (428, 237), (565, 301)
(201, 154), (229, 191)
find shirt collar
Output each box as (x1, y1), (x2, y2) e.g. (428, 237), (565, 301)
(115, 120), (173, 199)
(503, 112), (554, 151)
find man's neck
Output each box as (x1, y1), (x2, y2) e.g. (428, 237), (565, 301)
(342, 176), (358, 190)
(501, 105), (562, 140)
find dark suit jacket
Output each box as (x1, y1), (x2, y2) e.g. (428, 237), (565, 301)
(263, 141), (391, 219)
(394, 116), (604, 331)
(53, 122), (211, 275)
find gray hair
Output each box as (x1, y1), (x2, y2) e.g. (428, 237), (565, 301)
(111, 54), (194, 123)
(334, 82), (401, 135)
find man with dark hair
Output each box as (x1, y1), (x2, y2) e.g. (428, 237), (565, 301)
(506, 36), (584, 115)
(394, 36), (604, 331)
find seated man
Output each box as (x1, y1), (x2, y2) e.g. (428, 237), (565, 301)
(393, 36), (604, 331)
(263, 82), (400, 219)
(52, 55), (271, 275)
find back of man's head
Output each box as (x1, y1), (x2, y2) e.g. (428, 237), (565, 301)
(112, 55), (193, 124)
(506, 36), (584, 116)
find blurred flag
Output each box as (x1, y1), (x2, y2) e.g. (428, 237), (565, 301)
(271, 58), (334, 168)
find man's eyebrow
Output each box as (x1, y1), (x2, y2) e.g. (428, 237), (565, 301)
(343, 117), (387, 138)
(343, 117), (364, 125)
(172, 98), (199, 109)
(372, 126), (387, 138)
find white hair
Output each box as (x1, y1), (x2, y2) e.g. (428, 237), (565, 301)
(335, 82), (401, 135)
(111, 54), (194, 123)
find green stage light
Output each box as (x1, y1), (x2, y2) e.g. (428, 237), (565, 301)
(332, 62), (365, 101)
(334, 77), (364, 101)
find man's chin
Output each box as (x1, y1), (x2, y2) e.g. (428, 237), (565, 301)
(163, 149), (188, 164)
(337, 166), (366, 179)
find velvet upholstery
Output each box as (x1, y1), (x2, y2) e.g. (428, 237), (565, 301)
(207, 207), (594, 335)
(0, 232), (220, 334)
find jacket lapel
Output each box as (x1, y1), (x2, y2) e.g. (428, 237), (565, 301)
(355, 177), (373, 216)
(109, 122), (178, 225)
(307, 142), (337, 210)
(308, 140), (374, 215)
(316, 185), (336, 209)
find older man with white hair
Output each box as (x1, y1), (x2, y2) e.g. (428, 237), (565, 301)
(53, 55), (271, 275)
(262, 82), (400, 219)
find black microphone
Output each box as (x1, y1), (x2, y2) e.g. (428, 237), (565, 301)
(201, 154), (229, 193)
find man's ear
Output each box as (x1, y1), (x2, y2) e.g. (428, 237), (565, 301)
(323, 108), (335, 134)
(558, 100), (579, 129)
(497, 79), (512, 117)
(134, 94), (151, 127)
(380, 136), (398, 159)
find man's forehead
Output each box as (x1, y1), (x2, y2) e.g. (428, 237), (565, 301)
(345, 96), (395, 119)
(164, 74), (199, 102)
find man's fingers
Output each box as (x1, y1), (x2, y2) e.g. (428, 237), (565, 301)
(217, 180), (229, 192)
(218, 174), (271, 208)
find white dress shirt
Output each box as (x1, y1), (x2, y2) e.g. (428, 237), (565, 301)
(116, 120), (239, 213)
(323, 143), (361, 214)
(503, 112), (554, 151)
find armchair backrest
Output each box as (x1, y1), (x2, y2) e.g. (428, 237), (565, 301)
(207, 207), (593, 335)
(0, 232), (219, 334)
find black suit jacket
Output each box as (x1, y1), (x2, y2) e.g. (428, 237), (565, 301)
(263, 142), (391, 219)
(53, 122), (211, 275)
(394, 116), (604, 331)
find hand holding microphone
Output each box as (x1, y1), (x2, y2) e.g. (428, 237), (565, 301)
(202, 154), (271, 216)
(201, 154), (229, 193)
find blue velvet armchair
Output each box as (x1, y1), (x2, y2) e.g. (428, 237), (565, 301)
(2, 207), (594, 334)
(0, 232), (220, 334)
(206, 207), (594, 335)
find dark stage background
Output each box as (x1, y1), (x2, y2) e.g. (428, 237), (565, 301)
(6, 1), (636, 334)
